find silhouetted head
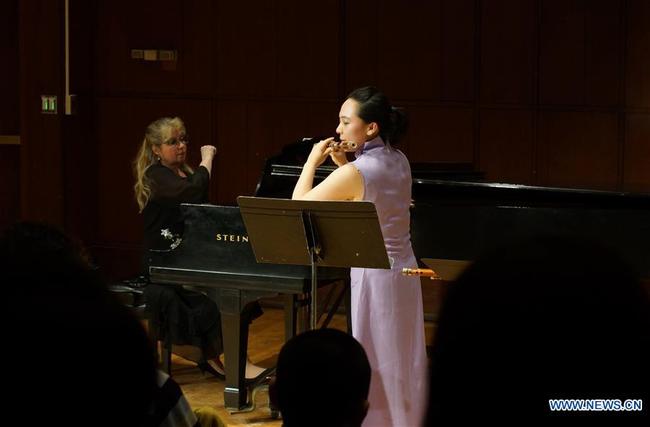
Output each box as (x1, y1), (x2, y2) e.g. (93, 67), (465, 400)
(425, 235), (650, 424)
(1, 222), (157, 427)
(270, 328), (371, 427)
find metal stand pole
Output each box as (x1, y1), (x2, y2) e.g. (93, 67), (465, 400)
(310, 248), (317, 330)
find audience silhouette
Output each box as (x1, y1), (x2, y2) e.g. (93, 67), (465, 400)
(425, 235), (649, 424)
(270, 328), (371, 427)
(2, 222), (156, 426)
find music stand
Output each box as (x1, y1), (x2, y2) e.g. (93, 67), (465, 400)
(237, 196), (390, 329)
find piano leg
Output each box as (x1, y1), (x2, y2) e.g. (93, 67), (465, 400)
(345, 279), (352, 334)
(284, 294), (297, 342)
(212, 288), (250, 410)
(283, 293), (310, 341)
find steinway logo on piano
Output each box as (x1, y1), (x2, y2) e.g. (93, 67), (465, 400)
(216, 233), (249, 243)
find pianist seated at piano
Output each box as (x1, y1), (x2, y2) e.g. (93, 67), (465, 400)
(292, 87), (427, 427)
(133, 116), (266, 381)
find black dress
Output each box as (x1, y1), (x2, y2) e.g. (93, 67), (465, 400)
(142, 163), (223, 360)
(142, 163), (210, 253)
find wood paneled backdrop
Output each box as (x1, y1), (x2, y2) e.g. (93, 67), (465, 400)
(5, 0), (650, 279)
(0, 0), (20, 234)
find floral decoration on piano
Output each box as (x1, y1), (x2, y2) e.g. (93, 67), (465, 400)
(160, 229), (182, 250)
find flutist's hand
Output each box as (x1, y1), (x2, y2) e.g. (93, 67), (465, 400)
(329, 145), (348, 167)
(306, 137), (335, 168)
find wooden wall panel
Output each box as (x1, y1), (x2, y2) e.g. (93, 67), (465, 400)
(623, 114), (650, 192)
(626, 0), (650, 109)
(61, 0), (96, 242)
(539, 0), (586, 105)
(19, 0), (65, 224)
(347, 0), (476, 101)
(94, 0), (192, 94)
(183, 0), (216, 94)
(246, 102), (277, 199)
(62, 103), (97, 241)
(363, 0), (475, 101)
(264, 101), (340, 155)
(345, 0), (378, 90)
(538, 111), (619, 189)
(480, 0), (536, 105)
(18, 0), (650, 281)
(479, 110), (534, 184)
(0, 0), (19, 134)
(440, 0), (475, 102)
(407, 107), (474, 163)
(215, 1), (275, 97)
(349, 0), (443, 100)
(247, 102), (289, 198)
(540, 0), (622, 106)
(216, 101), (253, 204)
(274, 0), (341, 99)
(0, 0), (20, 231)
(215, 0), (340, 99)
(215, 100), (341, 205)
(583, 0), (622, 106)
(0, 146), (20, 233)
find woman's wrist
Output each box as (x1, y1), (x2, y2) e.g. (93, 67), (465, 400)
(199, 161), (213, 176)
(302, 162), (318, 173)
(334, 158), (348, 167)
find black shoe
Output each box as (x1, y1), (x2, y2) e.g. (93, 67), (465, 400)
(197, 361), (226, 381)
(245, 367), (276, 388)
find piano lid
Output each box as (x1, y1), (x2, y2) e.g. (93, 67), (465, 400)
(412, 179), (650, 208)
(410, 179), (650, 278)
(254, 138), (485, 198)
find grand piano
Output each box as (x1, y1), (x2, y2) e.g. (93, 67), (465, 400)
(148, 203), (348, 410)
(148, 140), (485, 410)
(149, 138), (650, 410)
(410, 179), (650, 280)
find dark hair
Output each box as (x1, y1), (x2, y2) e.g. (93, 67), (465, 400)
(425, 235), (650, 424)
(273, 328), (371, 427)
(346, 86), (408, 145)
(2, 222), (157, 427)
(0, 221), (92, 275)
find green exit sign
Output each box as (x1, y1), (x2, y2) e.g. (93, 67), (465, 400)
(41, 95), (57, 114)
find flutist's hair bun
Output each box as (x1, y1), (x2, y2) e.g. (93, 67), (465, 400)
(347, 86), (408, 145)
(389, 106), (409, 145)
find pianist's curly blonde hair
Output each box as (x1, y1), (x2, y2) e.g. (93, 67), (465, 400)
(133, 117), (193, 212)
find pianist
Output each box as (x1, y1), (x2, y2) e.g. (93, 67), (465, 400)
(133, 117), (265, 380)
(292, 87), (427, 427)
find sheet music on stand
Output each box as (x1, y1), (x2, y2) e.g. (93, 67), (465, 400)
(237, 196), (390, 329)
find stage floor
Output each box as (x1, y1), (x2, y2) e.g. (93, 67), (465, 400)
(166, 306), (435, 426)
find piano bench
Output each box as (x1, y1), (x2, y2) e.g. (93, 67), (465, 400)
(107, 282), (173, 374)
(108, 283), (146, 311)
